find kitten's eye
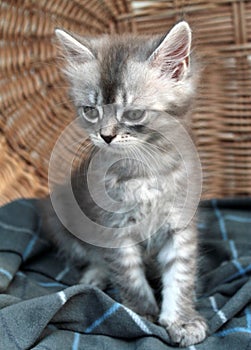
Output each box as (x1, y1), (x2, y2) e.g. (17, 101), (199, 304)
(81, 106), (99, 123)
(123, 110), (145, 122)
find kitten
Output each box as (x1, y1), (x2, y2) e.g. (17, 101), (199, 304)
(40, 21), (207, 347)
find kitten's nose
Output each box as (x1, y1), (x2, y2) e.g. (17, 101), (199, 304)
(100, 134), (116, 144)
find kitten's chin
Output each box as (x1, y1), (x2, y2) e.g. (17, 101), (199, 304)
(96, 143), (128, 153)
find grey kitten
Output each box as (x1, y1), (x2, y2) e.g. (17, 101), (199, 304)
(40, 21), (207, 347)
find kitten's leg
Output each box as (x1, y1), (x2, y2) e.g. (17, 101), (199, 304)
(158, 227), (207, 347)
(79, 263), (109, 290)
(107, 243), (159, 318)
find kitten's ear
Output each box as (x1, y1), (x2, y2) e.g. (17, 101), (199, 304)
(55, 29), (95, 63)
(148, 21), (191, 80)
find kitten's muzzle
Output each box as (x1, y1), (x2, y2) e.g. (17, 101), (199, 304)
(100, 133), (116, 144)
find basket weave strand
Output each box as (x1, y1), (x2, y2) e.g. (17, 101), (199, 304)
(0, 0), (250, 204)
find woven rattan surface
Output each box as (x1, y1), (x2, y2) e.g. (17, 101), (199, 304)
(0, 0), (251, 204)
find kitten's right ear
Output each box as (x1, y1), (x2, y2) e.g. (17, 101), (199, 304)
(55, 29), (95, 63)
(148, 21), (192, 80)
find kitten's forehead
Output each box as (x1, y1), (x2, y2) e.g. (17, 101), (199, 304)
(116, 90), (134, 106)
(68, 31), (195, 115)
(97, 36), (162, 105)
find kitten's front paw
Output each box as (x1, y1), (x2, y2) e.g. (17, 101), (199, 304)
(79, 265), (109, 290)
(159, 315), (207, 347)
(143, 314), (158, 323)
(121, 282), (159, 319)
(123, 295), (159, 319)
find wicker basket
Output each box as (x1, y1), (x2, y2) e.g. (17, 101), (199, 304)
(0, 0), (250, 205)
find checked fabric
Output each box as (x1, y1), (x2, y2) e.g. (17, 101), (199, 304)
(0, 198), (250, 350)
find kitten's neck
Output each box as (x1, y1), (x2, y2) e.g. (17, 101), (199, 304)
(91, 147), (179, 181)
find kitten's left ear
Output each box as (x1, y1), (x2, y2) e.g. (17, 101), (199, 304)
(148, 21), (192, 80)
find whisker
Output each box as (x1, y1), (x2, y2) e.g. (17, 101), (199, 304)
(137, 144), (160, 175)
(138, 138), (168, 153)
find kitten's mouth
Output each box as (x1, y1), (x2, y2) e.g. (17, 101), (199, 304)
(101, 141), (134, 151)
(91, 134), (138, 150)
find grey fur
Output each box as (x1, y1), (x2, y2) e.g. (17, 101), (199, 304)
(40, 22), (207, 347)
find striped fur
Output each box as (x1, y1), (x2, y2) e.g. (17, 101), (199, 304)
(41, 22), (207, 347)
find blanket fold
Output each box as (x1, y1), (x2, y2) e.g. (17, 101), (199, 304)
(0, 198), (250, 349)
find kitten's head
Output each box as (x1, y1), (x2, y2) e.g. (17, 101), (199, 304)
(56, 22), (197, 151)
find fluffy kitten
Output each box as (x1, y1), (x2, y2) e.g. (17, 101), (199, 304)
(41, 22), (207, 347)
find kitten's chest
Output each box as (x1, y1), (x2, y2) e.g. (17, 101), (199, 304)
(103, 166), (186, 239)
(107, 176), (164, 207)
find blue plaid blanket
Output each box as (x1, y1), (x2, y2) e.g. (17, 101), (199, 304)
(0, 198), (250, 349)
